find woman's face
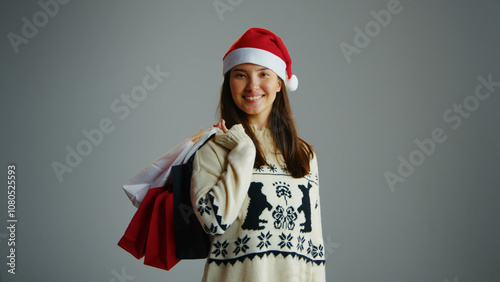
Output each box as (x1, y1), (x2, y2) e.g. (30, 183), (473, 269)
(229, 63), (282, 126)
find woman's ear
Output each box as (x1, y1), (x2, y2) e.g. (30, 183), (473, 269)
(276, 79), (282, 92)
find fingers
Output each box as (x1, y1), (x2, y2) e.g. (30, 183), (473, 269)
(221, 119), (229, 133)
(213, 120), (229, 133)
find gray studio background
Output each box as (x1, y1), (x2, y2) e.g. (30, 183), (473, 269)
(1, 0), (499, 281)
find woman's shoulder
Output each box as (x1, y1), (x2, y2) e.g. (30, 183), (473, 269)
(192, 138), (229, 176)
(305, 144), (319, 175)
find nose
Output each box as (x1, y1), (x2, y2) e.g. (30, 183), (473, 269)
(246, 75), (259, 91)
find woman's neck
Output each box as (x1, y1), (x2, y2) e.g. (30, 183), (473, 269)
(247, 115), (269, 130)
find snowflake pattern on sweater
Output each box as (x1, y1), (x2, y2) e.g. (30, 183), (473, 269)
(208, 163), (323, 266)
(191, 124), (325, 281)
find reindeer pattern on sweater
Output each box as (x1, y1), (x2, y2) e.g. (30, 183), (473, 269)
(191, 124), (326, 281)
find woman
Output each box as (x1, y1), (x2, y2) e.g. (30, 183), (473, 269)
(191, 27), (326, 282)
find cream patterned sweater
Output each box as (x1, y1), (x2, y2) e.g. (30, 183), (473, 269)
(191, 124), (326, 282)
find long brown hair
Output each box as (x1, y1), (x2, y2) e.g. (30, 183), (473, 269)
(218, 71), (314, 178)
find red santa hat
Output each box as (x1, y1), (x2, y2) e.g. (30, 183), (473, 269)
(222, 27), (298, 91)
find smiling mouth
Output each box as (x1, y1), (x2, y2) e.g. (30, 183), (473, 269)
(244, 95), (264, 101)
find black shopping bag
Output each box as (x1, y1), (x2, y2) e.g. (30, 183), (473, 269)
(172, 134), (214, 259)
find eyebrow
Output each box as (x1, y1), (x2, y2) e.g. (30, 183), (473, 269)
(233, 67), (270, 73)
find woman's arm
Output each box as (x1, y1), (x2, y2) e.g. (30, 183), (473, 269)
(190, 124), (256, 236)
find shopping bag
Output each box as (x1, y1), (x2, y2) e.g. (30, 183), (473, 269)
(117, 187), (162, 259)
(123, 128), (204, 208)
(172, 133), (216, 259)
(143, 188), (180, 270)
(155, 127), (221, 190)
(118, 126), (221, 270)
(183, 127), (220, 162)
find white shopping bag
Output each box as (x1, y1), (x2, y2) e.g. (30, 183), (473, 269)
(122, 128), (204, 208)
(122, 127), (221, 208)
(157, 127), (221, 187)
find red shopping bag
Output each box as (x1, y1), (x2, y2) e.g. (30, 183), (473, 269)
(117, 187), (162, 259)
(143, 188), (180, 270)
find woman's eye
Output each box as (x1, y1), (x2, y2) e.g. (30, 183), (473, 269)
(260, 72), (270, 77)
(235, 73), (245, 78)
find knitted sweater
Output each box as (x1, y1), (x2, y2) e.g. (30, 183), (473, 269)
(191, 124), (326, 282)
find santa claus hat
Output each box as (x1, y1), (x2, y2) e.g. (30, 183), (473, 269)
(222, 27), (298, 91)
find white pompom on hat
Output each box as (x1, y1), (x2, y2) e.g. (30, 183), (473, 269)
(222, 27), (298, 91)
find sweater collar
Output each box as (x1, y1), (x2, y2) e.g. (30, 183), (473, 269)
(249, 124), (272, 139)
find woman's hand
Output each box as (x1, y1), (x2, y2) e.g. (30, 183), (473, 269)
(213, 119), (229, 133)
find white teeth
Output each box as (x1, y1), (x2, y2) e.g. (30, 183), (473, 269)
(245, 96), (262, 101)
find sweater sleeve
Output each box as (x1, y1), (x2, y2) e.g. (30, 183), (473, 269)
(191, 124), (256, 236)
(310, 152), (325, 249)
